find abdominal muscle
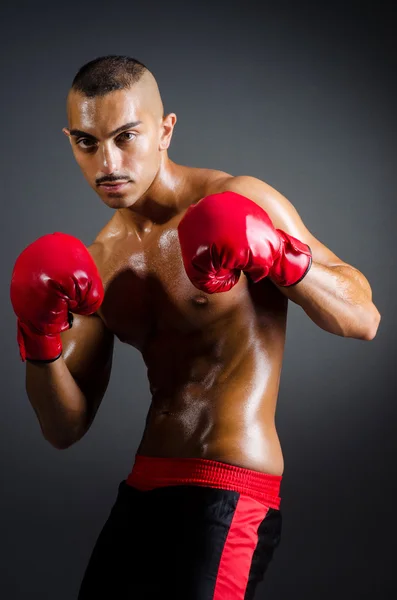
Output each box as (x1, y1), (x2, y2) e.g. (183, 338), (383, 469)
(136, 337), (286, 476)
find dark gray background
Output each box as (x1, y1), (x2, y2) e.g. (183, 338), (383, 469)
(1, 1), (396, 598)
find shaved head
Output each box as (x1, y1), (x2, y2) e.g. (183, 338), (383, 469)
(63, 55), (177, 210)
(67, 55), (164, 123)
(71, 55), (148, 96)
(66, 70), (164, 126)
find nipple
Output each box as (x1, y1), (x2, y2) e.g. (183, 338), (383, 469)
(192, 294), (209, 306)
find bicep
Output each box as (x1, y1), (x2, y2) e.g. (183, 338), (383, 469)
(60, 312), (114, 419)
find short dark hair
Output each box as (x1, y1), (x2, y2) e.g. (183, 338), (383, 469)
(71, 55), (149, 97)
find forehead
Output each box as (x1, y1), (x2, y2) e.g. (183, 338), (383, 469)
(67, 87), (146, 135)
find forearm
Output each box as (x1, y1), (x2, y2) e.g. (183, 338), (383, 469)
(276, 262), (381, 339)
(25, 358), (89, 449)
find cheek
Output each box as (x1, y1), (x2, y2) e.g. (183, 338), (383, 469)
(127, 135), (159, 170)
(72, 151), (98, 184)
(72, 150), (86, 171)
(75, 154), (95, 178)
(137, 132), (158, 157)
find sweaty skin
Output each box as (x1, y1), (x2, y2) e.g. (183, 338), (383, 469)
(54, 71), (378, 475)
(88, 168), (286, 476)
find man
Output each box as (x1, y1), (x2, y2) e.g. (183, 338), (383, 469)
(10, 56), (380, 599)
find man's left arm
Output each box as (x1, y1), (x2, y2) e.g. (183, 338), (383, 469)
(224, 175), (381, 340)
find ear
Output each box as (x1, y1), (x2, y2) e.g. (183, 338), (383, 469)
(159, 113), (177, 151)
(62, 127), (72, 144)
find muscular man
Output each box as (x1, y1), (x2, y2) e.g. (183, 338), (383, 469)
(10, 56), (380, 599)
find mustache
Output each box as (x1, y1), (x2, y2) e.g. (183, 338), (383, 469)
(96, 174), (131, 185)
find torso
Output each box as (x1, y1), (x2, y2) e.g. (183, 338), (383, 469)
(93, 166), (288, 475)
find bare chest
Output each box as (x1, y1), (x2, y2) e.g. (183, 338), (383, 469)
(96, 222), (287, 350)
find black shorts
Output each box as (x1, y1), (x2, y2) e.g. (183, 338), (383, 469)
(78, 455), (283, 600)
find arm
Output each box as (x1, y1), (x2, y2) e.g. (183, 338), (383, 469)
(222, 175), (381, 340)
(26, 312), (114, 449)
(20, 240), (114, 449)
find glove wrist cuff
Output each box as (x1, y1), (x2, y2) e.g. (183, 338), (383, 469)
(270, 230), (313, 287)
(17, 320), (62, 363)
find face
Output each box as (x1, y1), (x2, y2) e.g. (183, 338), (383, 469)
(63, 86), (176, 209)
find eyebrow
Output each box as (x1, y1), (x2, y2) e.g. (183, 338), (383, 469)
(69, 120), (142, 140)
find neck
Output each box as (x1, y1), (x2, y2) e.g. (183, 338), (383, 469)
(119, 155), (185, 231)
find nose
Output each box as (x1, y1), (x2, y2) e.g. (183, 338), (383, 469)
(98, 141), (120, 175)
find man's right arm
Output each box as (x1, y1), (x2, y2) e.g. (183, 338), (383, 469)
(25, 312), (114, 449)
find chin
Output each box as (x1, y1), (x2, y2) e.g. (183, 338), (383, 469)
(122, 192), (142, 208)
(98, 190), (138, 209)
(107, 198), (137, 209)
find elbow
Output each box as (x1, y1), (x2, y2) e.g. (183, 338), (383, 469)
(357, 305), (381, 341)
(45, 436), (77, 450)
(41, 415), (89, 450)
(43, 426), (84, 450)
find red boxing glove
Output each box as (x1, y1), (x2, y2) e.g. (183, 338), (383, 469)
(177, 191), (312, 293)
(10, 232), (104, 362)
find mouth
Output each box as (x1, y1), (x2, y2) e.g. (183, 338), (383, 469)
(99, 181), (130, 193)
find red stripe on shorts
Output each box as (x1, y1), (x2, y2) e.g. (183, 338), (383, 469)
(213, 495), (269, 599)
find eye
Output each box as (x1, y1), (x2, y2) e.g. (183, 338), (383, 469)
(76, 138), (96, 149)
(118, 131), (136, 142)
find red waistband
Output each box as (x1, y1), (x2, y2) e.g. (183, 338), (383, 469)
(126, 454), (282, 509)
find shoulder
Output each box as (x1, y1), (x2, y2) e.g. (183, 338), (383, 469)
(209, 174), (299, 230)
(213, 174), (274, 195)
(187, 167), (234, 196)
(214, 175), (346, 267)
(91, 211), (127, 245)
